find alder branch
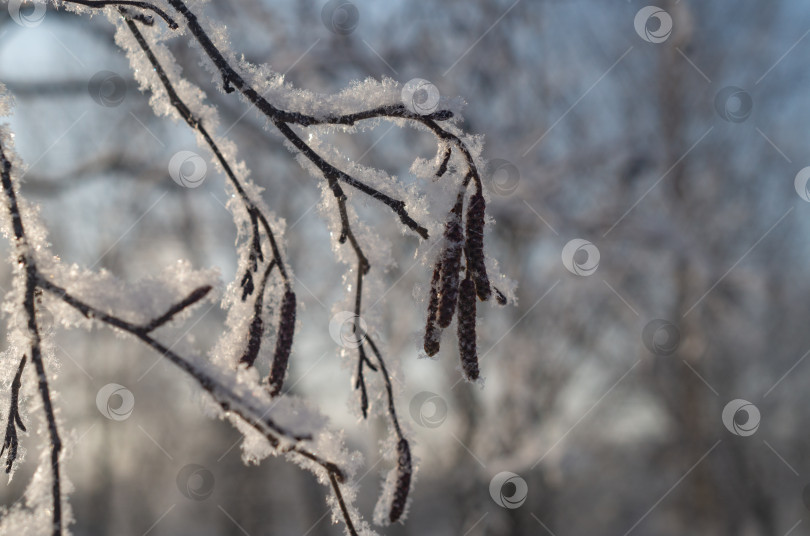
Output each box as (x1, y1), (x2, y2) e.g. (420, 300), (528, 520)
(0, 136), (63, 536)
(67, 0), (179, 28)
(129, 0), (501, 381)
(4, 3), (509, 533)
(116, 16), (363, 531)
(3, 109), (358, 529)
(106, 1), (497, 521)
(122, 0), (430, 239)
(36, 277), (357, 533)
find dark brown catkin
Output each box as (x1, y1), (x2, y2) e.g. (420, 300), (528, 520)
(423, 259), (443, 356)
(436, 195), (464, 328)
(457, 276), (480, 381)
(268, 289), (296, 396)
(239, 315), (263, 367)
(389, 438), (412, 523)
(465, 191), (491, 301)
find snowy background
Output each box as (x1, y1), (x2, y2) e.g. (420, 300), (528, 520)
(1, 0), (810, 534)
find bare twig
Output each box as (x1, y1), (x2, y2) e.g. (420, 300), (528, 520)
(1, 354), (27, 474)
(0, 136), (63, 536)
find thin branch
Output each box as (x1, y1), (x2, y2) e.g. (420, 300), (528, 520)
(122, 16), (290, 288)
(153, 0), (430, 239)
(38, 277), (350, 495)
(67, 0), (179, 28)
(329, 472), (358, 536)
(141, 285), (212, 333)
(1, 354), (27, 474)
(0, 137), (63, 536)
(117, 18), (363, 530)
(37, 278), (307, 442)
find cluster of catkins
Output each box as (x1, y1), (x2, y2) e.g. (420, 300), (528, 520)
(424, 174), (504, 381)
(237, 215), (296, 397)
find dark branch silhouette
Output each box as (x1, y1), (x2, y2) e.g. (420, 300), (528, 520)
(0, 136), (63, 536)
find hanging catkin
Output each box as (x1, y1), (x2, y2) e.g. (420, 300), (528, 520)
(268, 289), (296, 396)
(437, 193), (464, 328)
(465, 190), (491, 301)
(457, 276), (480, 381)
(423, 259), (443, 356)
(239, 314), (263, 367)
(388, 438), (412, 523)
